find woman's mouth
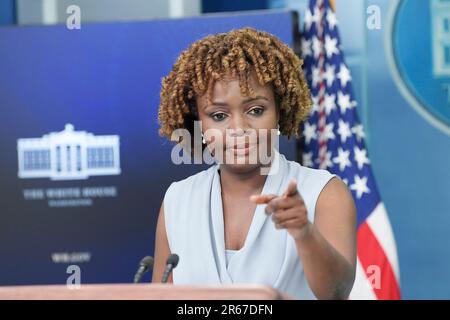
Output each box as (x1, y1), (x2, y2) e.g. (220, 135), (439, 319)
(228, 143), (256, 156)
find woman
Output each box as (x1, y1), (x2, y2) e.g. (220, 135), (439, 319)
(152, 27), (356, 300)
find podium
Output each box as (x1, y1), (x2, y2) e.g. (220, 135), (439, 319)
(0, 284), (292, 300)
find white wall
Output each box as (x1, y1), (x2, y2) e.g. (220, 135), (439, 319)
(17, 0), (201, 25)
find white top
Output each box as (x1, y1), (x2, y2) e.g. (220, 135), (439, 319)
(163, 150), (336, 299)
(225, 249), (237, 267)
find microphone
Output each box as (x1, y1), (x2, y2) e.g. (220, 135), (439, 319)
(133, 256), (154, 284)
(161, 254), (179, 283)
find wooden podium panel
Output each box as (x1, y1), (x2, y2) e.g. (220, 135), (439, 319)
(0, 284), (292, 300)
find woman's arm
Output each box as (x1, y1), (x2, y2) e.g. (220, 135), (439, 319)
(152, 202), (173, 283)
(295, 177), (356, 299)
(251, 177), (356, 299)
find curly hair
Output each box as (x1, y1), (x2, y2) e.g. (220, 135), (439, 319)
(158, 27), (312, 140)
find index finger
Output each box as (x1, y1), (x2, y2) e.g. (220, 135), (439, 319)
(282, 179), (298, 198)
(249, 194), (277, 204)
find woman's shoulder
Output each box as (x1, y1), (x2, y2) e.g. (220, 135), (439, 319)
(282, 156), (342, 221)
(164, 165), (217, 197)
(163, 165), (217, 229)
(282, 155), (335, 183)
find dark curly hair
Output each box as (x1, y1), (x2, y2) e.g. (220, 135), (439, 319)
(158, 27), (312, 140)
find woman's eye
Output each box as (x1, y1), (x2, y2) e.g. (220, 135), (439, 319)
(248, 107), (264, 116)
(211, 112), (227, 121)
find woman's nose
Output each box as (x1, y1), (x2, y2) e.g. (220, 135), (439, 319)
(228, 116), (248, 136)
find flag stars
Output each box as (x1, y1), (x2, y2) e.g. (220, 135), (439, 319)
(324, 64), (336, 87)
(337, 119), (352, 143)
(350, 175), (370, 198)
(312, 36), (322, 59)
(319, 151), (333, 169)
(326, 9), (338, 30)
(351, 124), (366, 142)
(333, 148), (351, 171)
(324, 122), (336, 140)
(323, 93), (336, 115)
(354, 146), (370, 169)
(301, 4), (375, 202)
(312, 66), (321, 88)
(337, 91), (356, 114)
(304, 7), (319, 32)
(337, 63), (352, 88)
(324, 35), (339, 58)
(303, 122), (317, 144)
(311, 95), (320, 113)
(302, 39), (312, 58)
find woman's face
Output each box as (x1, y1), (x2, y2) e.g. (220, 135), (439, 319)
(196, 70), (279, 174)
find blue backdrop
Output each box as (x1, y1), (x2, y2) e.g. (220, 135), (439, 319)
(366, 0), (450, 299)
(0, 10), (298, 285)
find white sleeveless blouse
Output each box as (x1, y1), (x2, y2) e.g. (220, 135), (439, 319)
(163, 150), (335, 299)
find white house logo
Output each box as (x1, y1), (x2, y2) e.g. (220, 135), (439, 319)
(17, 124), (121, 181)
(386, 0), (450, 135)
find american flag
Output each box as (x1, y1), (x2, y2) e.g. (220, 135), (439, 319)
(300, 0), (401, 299)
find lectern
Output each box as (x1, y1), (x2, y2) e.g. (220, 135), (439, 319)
(0, 284), (292, 300)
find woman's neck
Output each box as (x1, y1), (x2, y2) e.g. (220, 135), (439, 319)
(218, 164), (270, 197)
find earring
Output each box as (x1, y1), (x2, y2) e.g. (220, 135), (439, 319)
(277, 124), (281, 136)
(202, 133), (206, 144)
